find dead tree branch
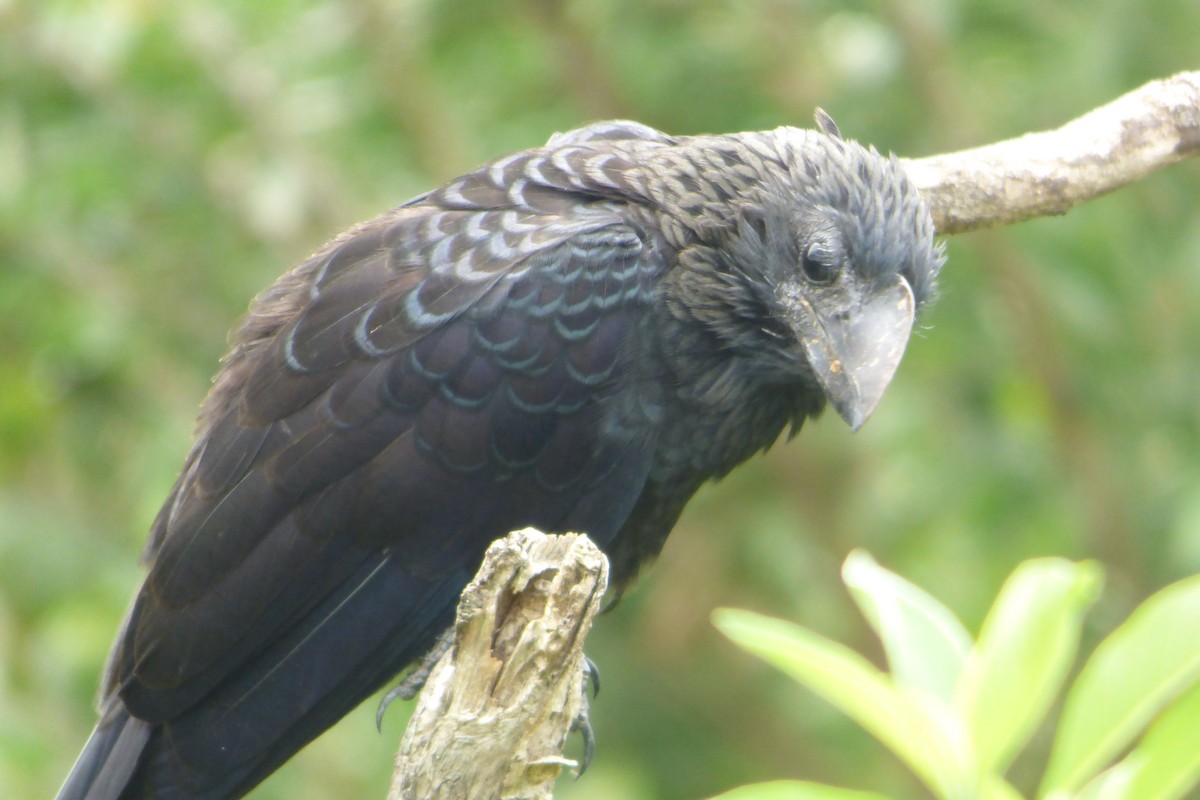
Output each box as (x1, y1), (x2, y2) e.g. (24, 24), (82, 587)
(902, 70), (1200, 234)
(389, 529), (608, 800)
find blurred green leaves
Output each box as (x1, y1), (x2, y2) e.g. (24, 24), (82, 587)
(716, 554), (1200, 800)
(843, 551), (972, 705)
(1042, 573), (1200, 798)
(958, 559), (1101, 777)
(715, 604), (968, 800)
(708, 780), (893, 800)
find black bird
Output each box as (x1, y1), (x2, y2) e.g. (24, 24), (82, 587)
(59, 115), (942, 799)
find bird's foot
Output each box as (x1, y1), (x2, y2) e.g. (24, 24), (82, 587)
(571, 655), (601, 776)
(376, 627), (455, 731)
(571, 706), (596, 778)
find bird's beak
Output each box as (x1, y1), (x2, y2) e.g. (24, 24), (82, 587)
(793, 276), (915, 431)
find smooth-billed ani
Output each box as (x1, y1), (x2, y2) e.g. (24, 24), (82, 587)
(59, 116), (942, 800)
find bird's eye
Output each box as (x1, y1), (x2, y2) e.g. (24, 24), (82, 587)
(800, 244), (839, 285)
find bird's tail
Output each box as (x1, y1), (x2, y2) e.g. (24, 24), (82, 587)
(56, 700), (151, 800)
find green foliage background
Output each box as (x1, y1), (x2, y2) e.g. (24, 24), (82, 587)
(2, 1), (1199, 798)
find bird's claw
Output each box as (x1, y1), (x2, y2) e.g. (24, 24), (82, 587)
(571, 654), (600, 776)
(583, 655), (600, 698)
(570, 700), (596, 778)
(375, 628), (454, 731)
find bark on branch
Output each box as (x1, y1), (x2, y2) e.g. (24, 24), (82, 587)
(901, 70), (1200, 234)
(389, 529), (608, 800)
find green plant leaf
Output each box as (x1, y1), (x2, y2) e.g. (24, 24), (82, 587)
(705, 779), (894, 800)
(713, 608), (969, 800)
(957, 558), (1102, 776)
(842, 550), (973, 704)
(1041, 573), (1200, 796)
(1073, 762), (1137, 800)
(980, 775), (1027, 800)
(1120, 677), (1200, 800)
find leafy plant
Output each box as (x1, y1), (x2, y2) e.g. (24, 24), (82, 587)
(710, 552), (1200, 800)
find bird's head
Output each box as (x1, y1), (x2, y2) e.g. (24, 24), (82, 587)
(699, 113), (943, 430)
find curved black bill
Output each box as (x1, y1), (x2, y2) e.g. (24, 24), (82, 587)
(798, 276), (916, 431)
